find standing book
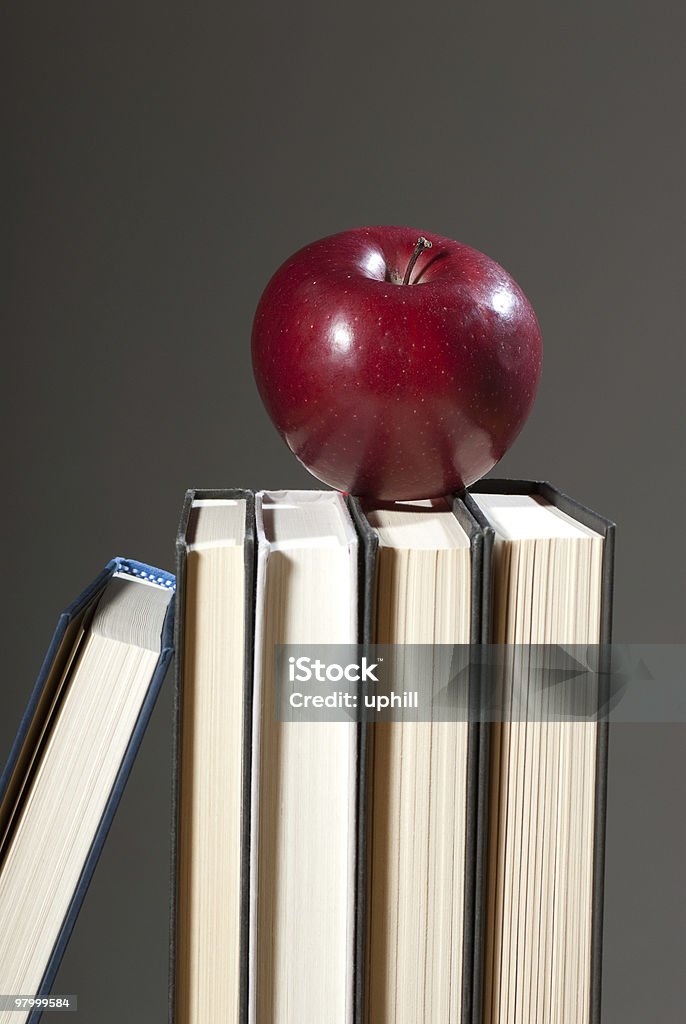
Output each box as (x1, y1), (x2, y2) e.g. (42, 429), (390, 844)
(348, 495), (489, 1024)
(172, 490), (255, 1024)
(0, 558), (175, 1024)
(250, 489), (359, 1024)
(466, 480), (614, 1024)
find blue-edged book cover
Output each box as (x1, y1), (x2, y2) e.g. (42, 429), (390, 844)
(0, 558), (175, 1024)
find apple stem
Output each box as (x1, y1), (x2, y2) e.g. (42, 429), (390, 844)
(402, 236), (433, 285)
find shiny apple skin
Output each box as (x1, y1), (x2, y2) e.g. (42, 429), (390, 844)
(251, 226), (542, 500)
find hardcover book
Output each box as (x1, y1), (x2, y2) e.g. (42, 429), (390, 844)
(348, 495), (489, 1024)
(172, 490), (255, 1024)
(0, 558), (175, 1024)
(250, 489), (359, 1024)
(466, 480), (614, 1024)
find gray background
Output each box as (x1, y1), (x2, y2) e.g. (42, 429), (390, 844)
(1, 3), (684, 1021)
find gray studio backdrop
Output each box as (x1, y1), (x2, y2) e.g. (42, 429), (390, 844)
(2, 4), (684, 1022)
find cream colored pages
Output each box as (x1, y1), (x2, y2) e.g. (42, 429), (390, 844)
(473, 493), (604, 1024)
(175, 499), (246, 1024)
(364, 497), (472, 1024)
(250, 490), (357, 1024)
(0, 577), (171, 1024)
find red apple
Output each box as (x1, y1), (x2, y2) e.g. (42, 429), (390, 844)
(251, 226), (542, 500)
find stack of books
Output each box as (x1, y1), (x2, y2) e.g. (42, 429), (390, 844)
(0, 482), (614, 1024)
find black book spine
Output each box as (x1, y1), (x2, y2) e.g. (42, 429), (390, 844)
(346, 497), (378, 1024)
(458, 492), (495, 1024)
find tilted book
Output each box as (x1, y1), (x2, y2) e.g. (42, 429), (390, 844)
(0, 558), (175, 1024)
